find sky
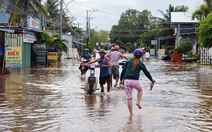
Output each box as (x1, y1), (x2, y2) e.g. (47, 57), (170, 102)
(64, 0), (204, 31)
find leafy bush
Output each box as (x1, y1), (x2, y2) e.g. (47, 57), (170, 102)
(198, 12), (212, 48)
(87, 43), (95, 53)
(175, 41), (193, 54)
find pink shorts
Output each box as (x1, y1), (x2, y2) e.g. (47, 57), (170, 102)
(124, 79), (142, 100)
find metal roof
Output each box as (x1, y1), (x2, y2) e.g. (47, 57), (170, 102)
(171, 12), (199, 23)
(0, 28), (15, 33)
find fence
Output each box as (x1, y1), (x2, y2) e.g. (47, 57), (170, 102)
(201, 48), (212, 64)
(66, 48), (79, 59)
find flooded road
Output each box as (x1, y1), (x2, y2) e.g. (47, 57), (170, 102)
(0, 58), (211, 132)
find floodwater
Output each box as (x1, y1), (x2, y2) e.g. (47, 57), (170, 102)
(0, 58), (211, 132)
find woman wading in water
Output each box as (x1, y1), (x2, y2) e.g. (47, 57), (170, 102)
(120, 49), (155, 116)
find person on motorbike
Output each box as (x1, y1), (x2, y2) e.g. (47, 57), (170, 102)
(107, 45), (128, 87)
(86, 49), (111, 93)
(79, 48), (92, 75)
(80, 48), (92, 61)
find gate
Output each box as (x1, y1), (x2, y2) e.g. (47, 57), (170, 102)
(201, 48), (212, 64)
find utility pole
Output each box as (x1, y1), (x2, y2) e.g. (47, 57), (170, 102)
(60, 0), (64, 37)
(86, 10), (89, 47)
(86, 9), (98, 47)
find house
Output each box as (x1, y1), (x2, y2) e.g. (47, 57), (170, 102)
(171, 12), (199, 54)
(0, 1), (45, 73)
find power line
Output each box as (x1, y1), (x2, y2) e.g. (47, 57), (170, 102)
(110, 27), (198, 32)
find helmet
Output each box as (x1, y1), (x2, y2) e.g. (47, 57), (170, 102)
(134, 49), (143, 58)
(84, 48), (89, 52)
(99, 49), (106, 54)
(114, 45), (120, 50)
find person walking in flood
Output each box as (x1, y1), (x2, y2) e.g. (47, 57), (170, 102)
(120, 49), (155, 116)
(145, 49), (150, 64)
(107, 45), (128, 87)
(87, 49), (111, 93)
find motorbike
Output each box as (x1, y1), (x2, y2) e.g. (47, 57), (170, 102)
(83, 63), (99, 95)
(119, 60), (127, 68)
(118, 60), (127, 88)
(79, 58), (89, 77)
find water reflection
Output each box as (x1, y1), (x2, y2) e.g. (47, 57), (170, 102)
(0, 59), (211, 131)
(118, 116), (143, 132)
(84, 94), (112, 118)
(0, 75), (6, 104)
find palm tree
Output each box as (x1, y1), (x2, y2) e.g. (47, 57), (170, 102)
(156, 5), (188, 49)
(158, 4), (189, 27)
(204, 0), (212, 13)
(44, 0), (60, 31)
(40, 32), (68, 53)
(192, 4), (208, 20)
(192, 0), (212, 20)
(51, 34), (68, 53)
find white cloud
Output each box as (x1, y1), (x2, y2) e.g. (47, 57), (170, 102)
(65, 0), (203, 31)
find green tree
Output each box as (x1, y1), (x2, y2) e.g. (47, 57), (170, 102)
(89, 29), (109, 45)
(175, 41), (193, 54)
(40, 32), (68, 53)
(110, 9), (153, 44)
(52, 34), (68, 53)
(141, 30), (159, 47)
(192, 0), (212, 21)
(99, 30), (109, 43)
(6, 0), (47, 26)
(204, 0), (212, 13)
(90, 29), (100, 45)
(44, 0), (60, 31)
(198, 12), (212, 48)
(192, 4), (208, 20)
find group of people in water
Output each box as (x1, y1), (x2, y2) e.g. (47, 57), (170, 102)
(79, 45), (155, 116)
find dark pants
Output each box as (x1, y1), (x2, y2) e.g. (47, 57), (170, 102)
(99, 75), (111, 86)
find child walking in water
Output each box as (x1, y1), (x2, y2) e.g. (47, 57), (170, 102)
(120, 49), (155, 116)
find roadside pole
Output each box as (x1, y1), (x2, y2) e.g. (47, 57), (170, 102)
(60, 0), (63, 37)
(86, 9), (98, 48)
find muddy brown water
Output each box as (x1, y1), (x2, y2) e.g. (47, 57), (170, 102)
(0, 59), (211, 132)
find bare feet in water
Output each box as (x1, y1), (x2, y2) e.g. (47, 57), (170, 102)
(136, 103), (142, 109)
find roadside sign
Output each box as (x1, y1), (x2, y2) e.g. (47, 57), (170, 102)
(150, 49), (155, 56)
(47, 52), (58, 60)
(5, 47), (22, 68)
(158, 49), (165, 57)
(151, 40), (157, 45)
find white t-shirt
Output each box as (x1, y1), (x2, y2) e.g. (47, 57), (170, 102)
(145, 52), (150, 58)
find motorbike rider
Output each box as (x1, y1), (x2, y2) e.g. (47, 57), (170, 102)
(80, 48), (92, 61)
(107, 45), (128, 87)
(79, 48), (92, 75)
(86, 49), (111, 93)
